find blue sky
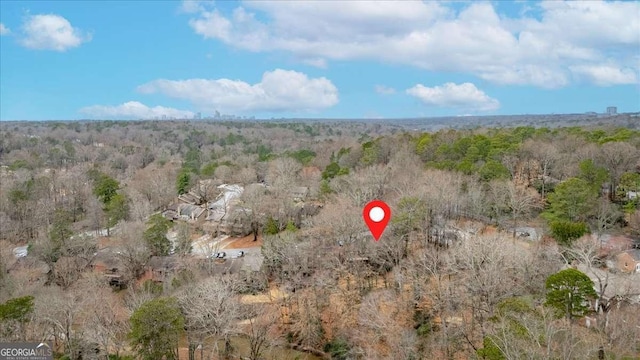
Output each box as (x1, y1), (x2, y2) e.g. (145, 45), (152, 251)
(0, 0), (639, 121)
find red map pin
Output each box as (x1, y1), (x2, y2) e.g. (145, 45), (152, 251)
(363, 200), (391, 241)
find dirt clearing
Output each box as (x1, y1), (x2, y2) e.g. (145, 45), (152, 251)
(220, 234), (263, 249)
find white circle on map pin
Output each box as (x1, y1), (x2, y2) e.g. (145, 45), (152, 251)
(369, 207), (385, 223)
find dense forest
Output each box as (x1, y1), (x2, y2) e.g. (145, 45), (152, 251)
(0, 119), (639, 360)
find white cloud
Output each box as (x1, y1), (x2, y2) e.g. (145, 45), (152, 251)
(79, 101), (194, 120)
(189, 9), (234, 42)
(185, 1), (640, 88)
(137, 69), (339, 113)
(20, 14), (90, 51)
(530, 1), (640, 48)
(301, 57), (327, 69)
(0, 23), (10, 35)
(180, 0), (214, 14)
(570, 64), (638, 86)
(374, 85), (396, 95)
(406, 82), (500, 112)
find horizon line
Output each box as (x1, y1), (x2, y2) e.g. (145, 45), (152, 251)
(1, 111), (639, 123)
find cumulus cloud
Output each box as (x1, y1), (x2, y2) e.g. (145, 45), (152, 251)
(137, 69), (339, 113)
(406, 82), (500, 112)
(184, 1), (640, 88)
(0, 23), (10, 35)
(20, 14), (90, 51)
(374, 85), (396, 95)
(79, 101), (194, 120)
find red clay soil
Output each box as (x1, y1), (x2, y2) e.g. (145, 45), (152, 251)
(221, 234), (263, 249)
(97, 236), (120, 249)
(480, 225), (497, 235)
(92, 263), (108, 273)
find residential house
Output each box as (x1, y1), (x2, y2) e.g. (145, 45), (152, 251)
(146, 256), (178, 283)
(576, 262), (640, 309)
(165, 195), (207, 222)
(178, 191), (203, 205)
(177, 203), (206, 221)
(290, 186), (310, 202)
(92, 250), (126, 288)
(205, 184), (253, 236)
(162, 203), (180, 221)
(207, 184), (243, 221)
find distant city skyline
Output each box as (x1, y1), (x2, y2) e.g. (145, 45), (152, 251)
(73, 106), (635, 122)
(1, 1), (639, 121)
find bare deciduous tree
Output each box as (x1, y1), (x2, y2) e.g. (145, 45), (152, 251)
(175, 221), (192, 256)
(332, 164), (391, 207)
(523, 140), (558, 198)
(267, 157), (301, 189)
(214, 165), (233, 184)
(505, 181), (542, 237)
(177, 276), (241, 360)
(116, 221), (150, 283)
(80, 274), (129, 359)
(244, 303), (278, 360)
(34, 286), (86, 359)
(592, 197), (622, 242)
(600, 141), (638, 201)
(239, 183), (270, 241)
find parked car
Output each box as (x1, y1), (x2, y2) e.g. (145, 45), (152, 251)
(229, 250), (245, 259)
